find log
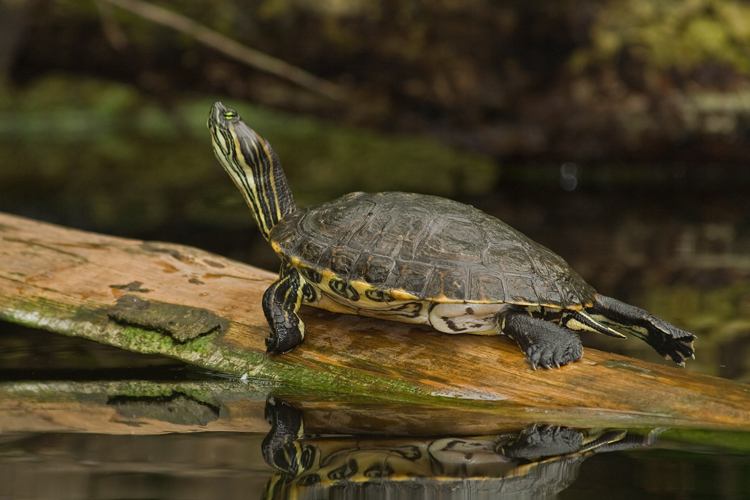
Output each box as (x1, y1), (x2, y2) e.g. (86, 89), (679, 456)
(1, 211), (749, 430)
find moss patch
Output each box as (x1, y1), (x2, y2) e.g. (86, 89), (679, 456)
(107, 294), (227, 342)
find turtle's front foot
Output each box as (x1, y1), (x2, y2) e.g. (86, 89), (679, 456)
(502, 313), (583, 369)
(264, 332), (299, 353)
(262, 264), (307, 354)
(262, 304), (305, 354)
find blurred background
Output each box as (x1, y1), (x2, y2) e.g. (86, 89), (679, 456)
(1, 0), (750, 380)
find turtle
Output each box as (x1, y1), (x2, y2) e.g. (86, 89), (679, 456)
(207, 102), (695, 369)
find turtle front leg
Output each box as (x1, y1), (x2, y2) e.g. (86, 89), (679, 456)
(501, 312), (583, 369)
(262, 262), (307, 353)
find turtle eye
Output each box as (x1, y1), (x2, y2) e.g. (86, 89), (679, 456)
(223, 110), (237, 120)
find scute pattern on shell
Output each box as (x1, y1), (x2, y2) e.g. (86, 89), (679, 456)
(269, 192), (597, 309)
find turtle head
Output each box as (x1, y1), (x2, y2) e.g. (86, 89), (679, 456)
(208, 102), (297, 240)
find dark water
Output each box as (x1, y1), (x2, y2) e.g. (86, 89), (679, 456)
(1, 89), (749, 499)
(1, 409), (749, 499)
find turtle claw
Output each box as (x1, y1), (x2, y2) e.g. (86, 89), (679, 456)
(525, 343), (579, 370)
(264, 335), (279, 353)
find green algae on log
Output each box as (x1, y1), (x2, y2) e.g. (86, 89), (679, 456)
(1, 211), (750, 430)
(107, 294), (228, 342)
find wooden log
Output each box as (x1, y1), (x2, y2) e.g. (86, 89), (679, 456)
(1, 211), (749, 430)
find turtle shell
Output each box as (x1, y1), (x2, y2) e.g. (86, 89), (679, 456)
(269, 192), (597, 309)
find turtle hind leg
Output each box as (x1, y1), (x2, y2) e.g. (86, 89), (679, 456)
(586, 295), (695, 365)
(263, 263), (307, 353)
(501, 312), (583, 369)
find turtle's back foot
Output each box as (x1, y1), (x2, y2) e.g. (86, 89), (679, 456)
(587, 295), (695, 365)
(501, 312), (583, 369)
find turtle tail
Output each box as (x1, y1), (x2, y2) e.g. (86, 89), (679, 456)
(579, 295), (695, 366)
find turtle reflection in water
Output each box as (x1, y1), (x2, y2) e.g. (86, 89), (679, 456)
(208, 102), (695, 369)
(261, 399), (659, 499)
